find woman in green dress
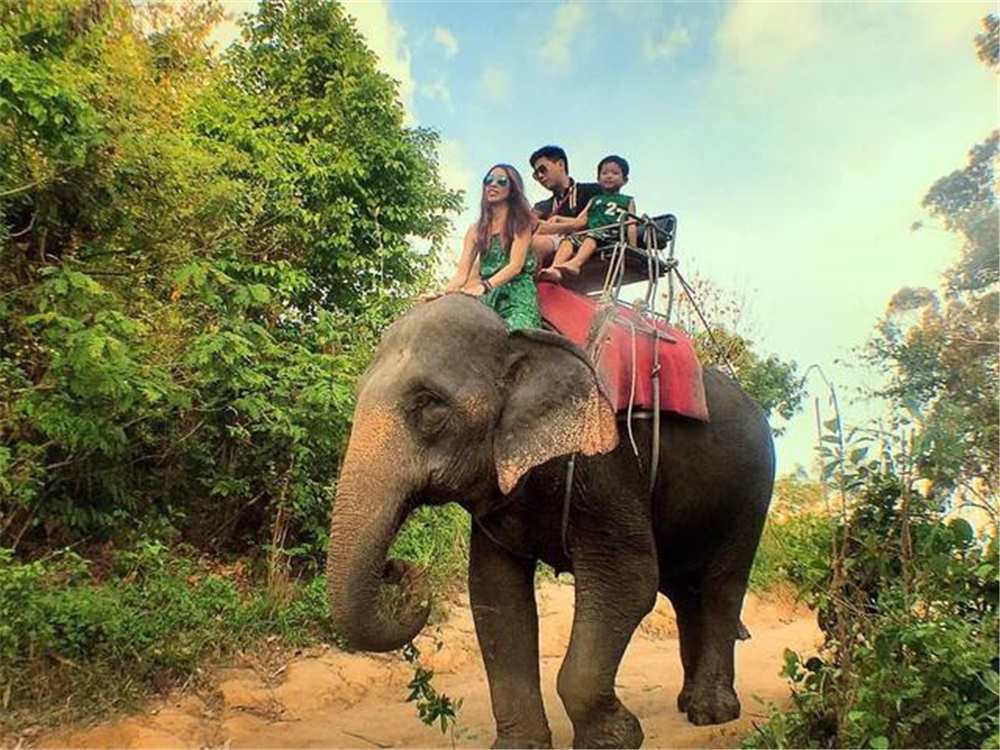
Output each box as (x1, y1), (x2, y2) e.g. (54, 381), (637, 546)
(440, 164), (541, 331)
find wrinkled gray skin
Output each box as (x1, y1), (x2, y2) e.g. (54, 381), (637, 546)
(326, 295), (774, 749)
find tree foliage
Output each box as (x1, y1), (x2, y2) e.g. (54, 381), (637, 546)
(975, 13), (999, 70)
(0, 0), (460, 563)
(918, 130), (998, 292)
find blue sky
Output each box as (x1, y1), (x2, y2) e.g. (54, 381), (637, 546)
(216, 1), (998, 476)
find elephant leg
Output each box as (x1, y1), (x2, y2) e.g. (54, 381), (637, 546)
(469, 523), (552, 749)
(668, 587), (704, 714)
(681, 576), (745, 726)
(556, 537), (659, 749)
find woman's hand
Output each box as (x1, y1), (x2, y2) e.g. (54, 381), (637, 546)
(423, 279), (463, 300)
(462, 281), (486, 297)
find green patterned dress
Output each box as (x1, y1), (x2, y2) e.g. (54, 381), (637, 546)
(480, 233), (541, 331)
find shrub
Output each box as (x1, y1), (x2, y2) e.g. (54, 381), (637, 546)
(750, 511), (835, 594)
(391, 504), (471, 596)
(744, 463), (999, 750)
(0, 543), (332, 726)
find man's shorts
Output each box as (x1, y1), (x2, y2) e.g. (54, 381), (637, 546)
(538, 233), (564, 252)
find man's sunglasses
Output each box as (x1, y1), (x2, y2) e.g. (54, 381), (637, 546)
(483, 174), (509, 187)
(532, 164), (549, 180)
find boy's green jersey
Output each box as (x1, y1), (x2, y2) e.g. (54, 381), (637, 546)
(587, 192), (633, 230)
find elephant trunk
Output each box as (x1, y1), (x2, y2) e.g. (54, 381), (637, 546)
(326, 404), (430, 653)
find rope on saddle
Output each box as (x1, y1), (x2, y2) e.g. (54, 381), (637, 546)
(646, 219), (663, 494)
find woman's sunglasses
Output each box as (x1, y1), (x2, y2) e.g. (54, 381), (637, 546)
(483, 174), (509, 187)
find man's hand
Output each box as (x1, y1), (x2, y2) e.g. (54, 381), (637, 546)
(462, 282), (486, 297)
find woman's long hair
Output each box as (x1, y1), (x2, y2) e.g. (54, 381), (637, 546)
(474, 164), (536, 257)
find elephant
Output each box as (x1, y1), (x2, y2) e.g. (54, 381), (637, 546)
(325, 294), (775, 749)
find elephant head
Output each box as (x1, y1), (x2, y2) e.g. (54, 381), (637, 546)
(326, 294), (618, 652)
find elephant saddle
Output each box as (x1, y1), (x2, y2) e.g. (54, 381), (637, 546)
(537, 282), (709, 421)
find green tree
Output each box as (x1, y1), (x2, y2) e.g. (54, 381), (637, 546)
(202, 0), (461, 319)
(917, 129), (998, 292)
(0, 0), (459, 564)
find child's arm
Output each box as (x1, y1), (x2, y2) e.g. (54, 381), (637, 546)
(627, 199), (638, 247)
(474, 228), (532, 292)
(442, 225), (477, 292)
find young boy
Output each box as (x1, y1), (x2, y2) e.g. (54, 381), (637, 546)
(537, 155), (637, 283)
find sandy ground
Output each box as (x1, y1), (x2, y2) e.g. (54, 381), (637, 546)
(35, 580), (820, 749)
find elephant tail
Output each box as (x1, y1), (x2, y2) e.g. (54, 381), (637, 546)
(737, 619), (752, 641)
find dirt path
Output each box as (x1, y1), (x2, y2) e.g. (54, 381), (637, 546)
(37, 581), (820, 749)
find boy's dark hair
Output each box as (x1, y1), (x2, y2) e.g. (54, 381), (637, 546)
(597, 154), (629, 179)
(530, 145), (568, 171)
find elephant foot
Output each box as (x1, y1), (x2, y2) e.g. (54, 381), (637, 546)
(677, 683), (693, 713)
(573, 701), (644, 749)
(686, 683), (741, 726)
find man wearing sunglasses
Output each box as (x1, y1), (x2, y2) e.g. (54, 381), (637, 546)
(529, 145), (602, 263)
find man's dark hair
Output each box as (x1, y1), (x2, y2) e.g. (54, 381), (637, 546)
(530, 145), (568, 171)
(597, 154), (629, 179)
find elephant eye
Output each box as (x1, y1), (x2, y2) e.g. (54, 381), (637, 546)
(409, 389), (450, 436)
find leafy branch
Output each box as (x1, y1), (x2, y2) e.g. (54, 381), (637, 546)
(401, 641), (463, 742)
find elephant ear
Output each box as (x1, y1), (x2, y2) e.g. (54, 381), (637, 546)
(494, 329), (619, 495)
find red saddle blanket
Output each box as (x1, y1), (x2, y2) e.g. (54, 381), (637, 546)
(537, 282), (709, 421)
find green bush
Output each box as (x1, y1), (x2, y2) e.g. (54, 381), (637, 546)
(391, 504), (471, 595)
(0, 508), (472, 727)
(744, 468), (999, 750)
(750, 512), (836, 593)
(0, 543), (332, 724)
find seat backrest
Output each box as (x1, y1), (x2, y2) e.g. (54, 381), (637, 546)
(636, 214), (676, 250)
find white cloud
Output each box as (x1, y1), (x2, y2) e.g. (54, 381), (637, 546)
(716, 1), (823, 78)
(420, 75), (454, 113)
(539, 1), (591, 73)
(715, 0), (993, 85)
(644, 26), (691, 61)
(433, 26), (459, 58)
(480, 66), (511, 103)
(342, 0), (416, 123)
